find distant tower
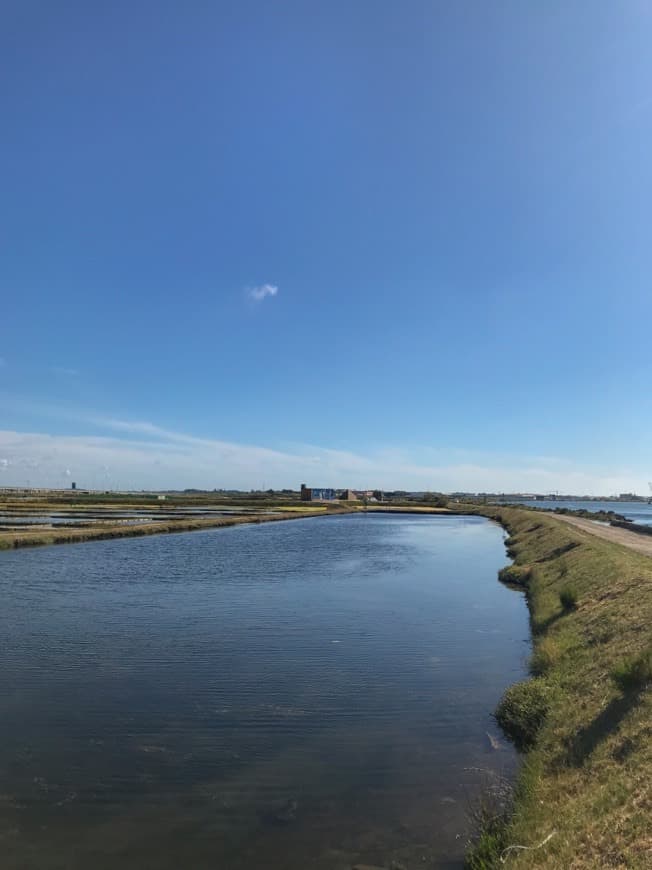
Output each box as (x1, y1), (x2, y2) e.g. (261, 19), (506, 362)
(71, 482), (76, 490)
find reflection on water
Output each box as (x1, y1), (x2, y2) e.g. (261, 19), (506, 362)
(0, 514), (528, 868)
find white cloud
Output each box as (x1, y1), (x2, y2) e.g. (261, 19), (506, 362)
(0, 419), (646, 496)
(248, 283), (278, 302)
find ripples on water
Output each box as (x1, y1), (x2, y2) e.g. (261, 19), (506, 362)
(0, 514), (529, 869)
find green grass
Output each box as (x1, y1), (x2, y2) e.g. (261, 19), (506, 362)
(495, 678), (552, 750)
(559, 585), (579, 611)
(529, 635), (564, 676)
(497, 564), (532, 587)
(464, 505), (652, 869)
(612, 647), (652, 693)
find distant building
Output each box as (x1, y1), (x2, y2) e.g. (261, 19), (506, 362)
(71, 482), (76, 490)
(300, 483), (336, 502)
(339, 489), (360, 501)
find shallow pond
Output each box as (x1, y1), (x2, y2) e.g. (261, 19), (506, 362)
(0, 513), (528, 868)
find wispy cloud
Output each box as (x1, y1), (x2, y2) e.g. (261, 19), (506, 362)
(0, 414), (646, 496)
(248, 283), (278, 302)
(51, 366), (79, 376)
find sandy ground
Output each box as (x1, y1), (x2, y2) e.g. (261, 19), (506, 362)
(554, 513), (652, 558)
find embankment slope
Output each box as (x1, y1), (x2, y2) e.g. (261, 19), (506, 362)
(467, 506), (651, 869)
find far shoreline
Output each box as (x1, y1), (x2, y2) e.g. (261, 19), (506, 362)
(0, 506), (346, 551)
(0, 501), (464, 552)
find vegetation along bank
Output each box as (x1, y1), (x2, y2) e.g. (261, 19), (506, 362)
(0, 502), (353, 550)
(466, 505), (651, 868)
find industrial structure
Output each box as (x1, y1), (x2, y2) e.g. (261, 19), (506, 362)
(300, 484), (336, 502)
(300, 484), (362, 502)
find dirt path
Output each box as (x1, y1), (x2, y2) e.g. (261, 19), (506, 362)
(553, 513), (652, 557)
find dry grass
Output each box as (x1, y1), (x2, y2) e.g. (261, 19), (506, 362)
(0, 508), (340, 550)
(466, 506), (652, 869)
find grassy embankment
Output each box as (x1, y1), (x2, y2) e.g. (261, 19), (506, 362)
(465, 505), (651, 869)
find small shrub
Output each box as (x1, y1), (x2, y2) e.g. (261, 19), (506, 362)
(530, 636), (562, 676)
(559, 585), (578, 611)
(612, 647), (652, 693)
(495, 678), (550, 750)
(498, 564), (532, 587)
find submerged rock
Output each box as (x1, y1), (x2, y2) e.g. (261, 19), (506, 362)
(486, 731), (502, 751)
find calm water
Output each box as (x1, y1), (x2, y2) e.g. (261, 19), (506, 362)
(0, 514), (528, 869)
(498, 499), (652, 526)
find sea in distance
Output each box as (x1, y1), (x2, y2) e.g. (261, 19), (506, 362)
(495, 498), (652, 526)
(0, 512), (529, 869)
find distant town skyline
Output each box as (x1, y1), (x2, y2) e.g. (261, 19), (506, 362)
(2, 2), (651, 494)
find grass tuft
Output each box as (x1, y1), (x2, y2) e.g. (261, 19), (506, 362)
(612, 646), (652, 693)
(464, 775), (513, 869)
(504, 535), (519, 558)
(559, 585), (578, 611)
(495, 678), (551, 751)
(498, 564), (532, 587)
(464, 808), (509, 869)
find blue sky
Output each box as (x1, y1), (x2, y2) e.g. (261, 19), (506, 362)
(2, 1), (652, 493)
